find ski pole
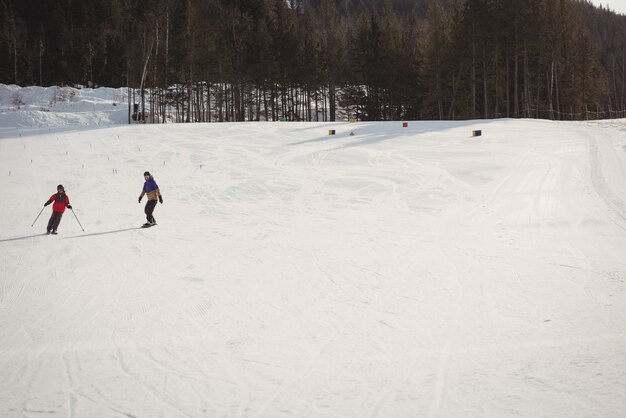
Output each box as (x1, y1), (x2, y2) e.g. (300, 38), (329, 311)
(31, 206), (45, 227)
(70, 208), (85, 232)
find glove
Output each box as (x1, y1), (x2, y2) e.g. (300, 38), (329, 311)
(44, 201), (51, 207)
(66, 205), (72, 209)
(158, 195), (163, 204)
(138, 196), (142, 203)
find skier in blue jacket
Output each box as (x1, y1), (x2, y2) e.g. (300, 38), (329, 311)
(138, 171), (162, 226)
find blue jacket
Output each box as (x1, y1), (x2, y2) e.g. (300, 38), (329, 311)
(141, 176), (161, 200)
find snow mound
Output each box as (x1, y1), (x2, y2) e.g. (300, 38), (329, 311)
(0, 84), (129, 128)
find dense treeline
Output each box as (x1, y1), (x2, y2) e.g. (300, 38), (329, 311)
(0, 0), (624, 121)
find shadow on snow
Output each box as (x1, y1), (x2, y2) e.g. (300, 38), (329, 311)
(0, 227), (144, 243)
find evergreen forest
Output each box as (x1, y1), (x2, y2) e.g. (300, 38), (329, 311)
(1, 0), (624, 122)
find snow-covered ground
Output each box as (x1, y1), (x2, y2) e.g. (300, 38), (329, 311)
(1, 86), (626, 417)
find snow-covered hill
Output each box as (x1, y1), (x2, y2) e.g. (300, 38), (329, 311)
(1, 87), (626, 417)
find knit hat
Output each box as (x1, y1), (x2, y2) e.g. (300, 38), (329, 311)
(57, 184), (64, 190)
(144, 171), (151, 177)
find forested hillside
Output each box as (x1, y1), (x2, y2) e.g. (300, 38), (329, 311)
(0, 0), (624, 121)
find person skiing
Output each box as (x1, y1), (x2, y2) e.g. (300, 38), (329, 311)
(44, 184), (72, 234)
(138, 171), (162, 227)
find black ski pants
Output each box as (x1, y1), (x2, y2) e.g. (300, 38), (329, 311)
(47, 211), (63, 232)
(144, 199), (157, 223)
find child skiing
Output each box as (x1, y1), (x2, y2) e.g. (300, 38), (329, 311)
(44, 184), (72, 234)
(138, 171), (162, 227)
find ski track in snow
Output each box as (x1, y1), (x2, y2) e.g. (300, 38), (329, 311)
(1, 117), (626, 417)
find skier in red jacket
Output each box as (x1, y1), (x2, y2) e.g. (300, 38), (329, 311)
(44, 184), (72, 234)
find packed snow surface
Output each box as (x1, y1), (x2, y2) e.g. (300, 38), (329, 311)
(1, 86), (626, 417)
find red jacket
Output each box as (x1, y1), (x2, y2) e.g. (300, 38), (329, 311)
(47, 193), (70, 213)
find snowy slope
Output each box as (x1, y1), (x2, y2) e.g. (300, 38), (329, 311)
(1, 91), (626, 417)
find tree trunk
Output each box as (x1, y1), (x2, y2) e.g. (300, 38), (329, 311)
(329, 80), (336, 121)
(471, 23), (476, 118)
(39, 40), (44, 86)
(483, 48), (488, 119)
(514, 23), (519, 117)
(140, 39), (154, 124)
(505, 51), (510, 118)
(13, 36), (17, 84)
